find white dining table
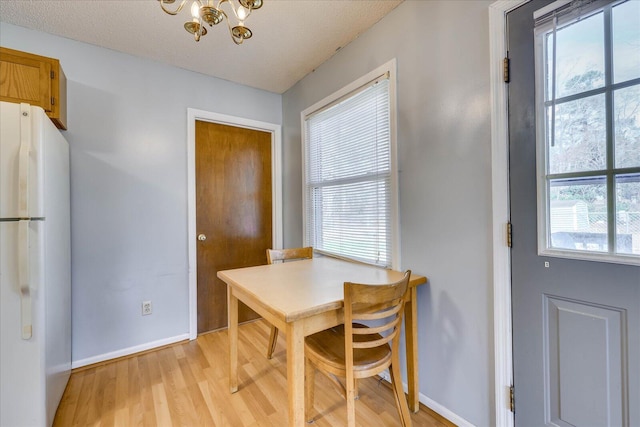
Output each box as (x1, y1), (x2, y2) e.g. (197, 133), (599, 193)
(218, 256), (427, 427)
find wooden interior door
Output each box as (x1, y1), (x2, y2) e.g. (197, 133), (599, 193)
(196, 120), (272, 334)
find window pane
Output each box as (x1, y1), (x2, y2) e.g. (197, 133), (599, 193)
(613, 0), (640, 84)
(549, 177), (608, 252)
(549, 93), (606, 174)
(548, 12), (605, 99)
(614, 85), (640, 169)
(311, 178), (390, 266)
(616, 174), (640, 255)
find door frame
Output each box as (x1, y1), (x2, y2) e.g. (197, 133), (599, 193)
(489, 1), (528, 426)
(186, 108), (283, 340)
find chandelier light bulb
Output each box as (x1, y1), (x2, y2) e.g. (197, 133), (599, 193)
(237, 6), (248, 21)
(190, 1), (200, 20)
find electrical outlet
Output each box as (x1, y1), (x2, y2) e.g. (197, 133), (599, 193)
(142, 301), (152, 316)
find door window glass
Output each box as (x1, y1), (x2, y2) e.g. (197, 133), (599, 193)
(612, 0), (640, 83)
(548, 93), (607, 174)
(614, 85), (640, 168)
(548, 11), (605, 99)
(535, 0), (640, 264)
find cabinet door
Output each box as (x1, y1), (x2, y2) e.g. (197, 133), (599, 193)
(0, 50), (53, 113)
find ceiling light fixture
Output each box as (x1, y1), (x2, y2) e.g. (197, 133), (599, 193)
(158, 0), (263, 45)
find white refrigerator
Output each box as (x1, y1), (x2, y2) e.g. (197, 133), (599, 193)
(0, 101), (71, 427)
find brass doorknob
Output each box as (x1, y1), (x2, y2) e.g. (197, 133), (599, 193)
(198, 234), (207, 241)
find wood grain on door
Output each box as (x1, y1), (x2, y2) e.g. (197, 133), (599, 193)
(196, 120), (272, 333)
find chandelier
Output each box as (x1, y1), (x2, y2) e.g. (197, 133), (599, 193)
(158, 0), (263, 45)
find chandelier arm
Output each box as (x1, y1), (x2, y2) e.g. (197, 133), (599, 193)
(216, 0), (230, 11)
(195, 14), (204, 41)
(222, 10), (243, 44)
(159, 0), (189, 16)
(218, 8), (230, 24)
(216, 0), (252, 21)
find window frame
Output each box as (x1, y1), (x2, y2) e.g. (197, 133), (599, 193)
(534, 0), (640, 266)
(301, 59), (400, 269)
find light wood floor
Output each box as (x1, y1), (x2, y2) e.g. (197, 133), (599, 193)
(54, 319), (452, 426)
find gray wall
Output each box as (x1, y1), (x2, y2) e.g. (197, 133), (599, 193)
(282, 1), (494, 425)
(0, 23), (282, 363)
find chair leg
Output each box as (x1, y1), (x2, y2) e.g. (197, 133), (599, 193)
(266, 326), (279, 359)
(346, 374), (357, 427)
(305, 358), (316, 423)
(389, 362), (412, 427)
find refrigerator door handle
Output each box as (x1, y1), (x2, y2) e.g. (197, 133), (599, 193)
(18, 220), (32, 339)
(18, 104), (33, 339)
(18, 103), (31, 218)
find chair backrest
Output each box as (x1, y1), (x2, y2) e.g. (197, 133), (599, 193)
(344, 270), (411, 353)
(266, 247), (313, 264)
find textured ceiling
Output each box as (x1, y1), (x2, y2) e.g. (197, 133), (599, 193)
(0, 0), (403, 93)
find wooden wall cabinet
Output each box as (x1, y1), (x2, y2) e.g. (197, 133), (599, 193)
(0, 47), (67, 130)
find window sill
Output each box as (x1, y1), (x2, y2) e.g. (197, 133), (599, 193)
(538, 247), (640, 267)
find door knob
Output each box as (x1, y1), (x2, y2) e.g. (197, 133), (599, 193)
(198, 234), (207, 241)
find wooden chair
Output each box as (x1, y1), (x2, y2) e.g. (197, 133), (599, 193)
(304, 270), (413, 427)
(265, 247), (313, 359)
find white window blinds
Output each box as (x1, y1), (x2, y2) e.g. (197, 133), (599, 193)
(304, 75), (394, 267)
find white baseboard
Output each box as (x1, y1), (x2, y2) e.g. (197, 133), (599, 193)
(378, 371), (476, 427)
(419, 394), (476, 427)
(71, 333), (190, 369)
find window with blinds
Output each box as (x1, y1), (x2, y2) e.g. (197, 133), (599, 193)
(302, 62), (398, 268)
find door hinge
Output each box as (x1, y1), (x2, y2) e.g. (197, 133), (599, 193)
(507, 222), (512, 248)
(503, 57), (510, 83)
(50, 70), (55, 79)
(509, 385), (515, 412)
(51, 97), (55, 106)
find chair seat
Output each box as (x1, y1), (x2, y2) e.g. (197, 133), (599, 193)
(305, 323), (391, 377)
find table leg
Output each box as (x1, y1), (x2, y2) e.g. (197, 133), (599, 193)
(405, 286), (419, 412)
(286, 322), (305, 426)
(228, 286), (239, 393)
